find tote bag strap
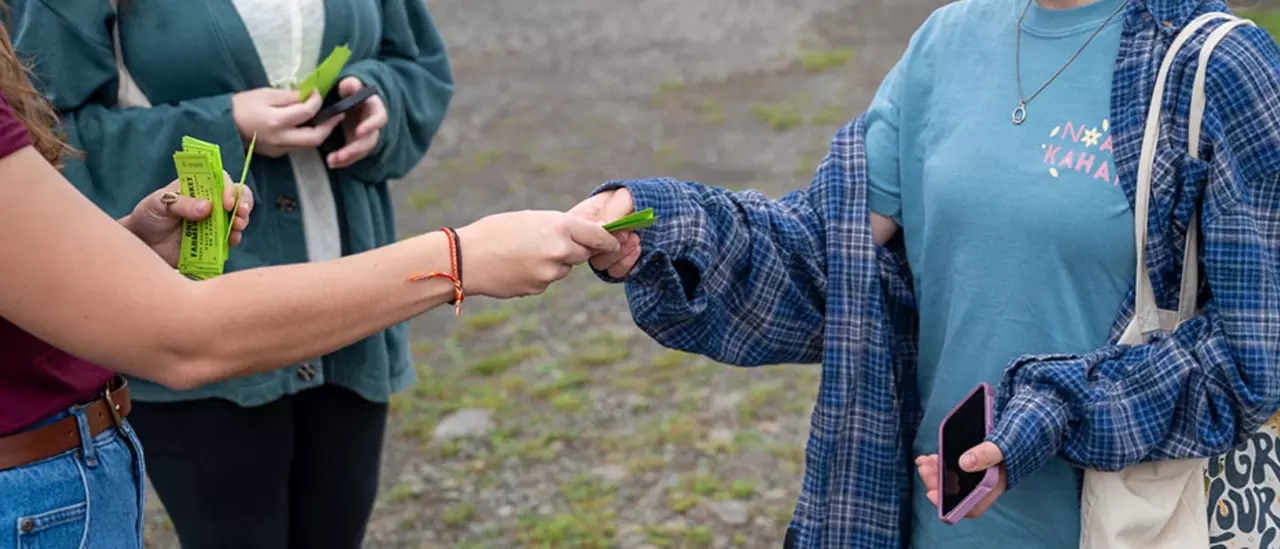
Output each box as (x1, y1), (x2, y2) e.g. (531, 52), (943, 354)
(107, 0), (152, 108)
(1175, 17), (1255, 322)
(1123, 11), (1251, 342)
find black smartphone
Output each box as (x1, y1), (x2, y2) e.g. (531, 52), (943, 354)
(305, 85), (380, 127)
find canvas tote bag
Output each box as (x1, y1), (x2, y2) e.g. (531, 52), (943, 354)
(1078, 11), (1268, 549)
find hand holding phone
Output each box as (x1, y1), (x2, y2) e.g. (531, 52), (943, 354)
(936, 383), (1000, 524)
(305, 85), (380, 127)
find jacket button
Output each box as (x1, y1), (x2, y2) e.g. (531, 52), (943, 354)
(275, 194), (297, 213)
(296, 363), (316, 382)
(19, 518), (33, 533)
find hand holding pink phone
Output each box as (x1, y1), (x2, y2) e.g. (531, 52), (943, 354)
(935, 383), (1000, 524)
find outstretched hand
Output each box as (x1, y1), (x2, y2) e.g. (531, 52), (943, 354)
(915, 442), (1007, 519)
(568, 188), (642, 278)
(456, 210), (620, 299)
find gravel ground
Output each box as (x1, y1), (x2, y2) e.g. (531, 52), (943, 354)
(140, 1), (1280, 547)
(126, 0), (1135, 547)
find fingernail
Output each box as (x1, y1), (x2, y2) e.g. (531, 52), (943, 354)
(960, 453), (975, 470)
(197, 200), (212, 214)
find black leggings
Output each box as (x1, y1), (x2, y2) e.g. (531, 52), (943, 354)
(129, 385), (388, 549)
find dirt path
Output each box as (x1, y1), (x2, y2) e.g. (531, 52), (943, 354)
(141, 1), (943, 547)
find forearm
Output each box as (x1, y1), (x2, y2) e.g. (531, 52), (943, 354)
(157, 232), (455, 388)
(0, 148), (455, 390)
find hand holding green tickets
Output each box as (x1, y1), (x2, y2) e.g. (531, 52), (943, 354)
(603, 208), (657, 232)
(297, 45), (351, 101)
(173, 135), (254, 280)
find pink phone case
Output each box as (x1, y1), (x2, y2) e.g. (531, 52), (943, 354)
(937, 382), (998, 525)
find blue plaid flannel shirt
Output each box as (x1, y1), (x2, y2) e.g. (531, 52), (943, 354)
(595, 1), (1280, 547)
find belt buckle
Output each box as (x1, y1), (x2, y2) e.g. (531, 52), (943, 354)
(103, 385), (124, 429)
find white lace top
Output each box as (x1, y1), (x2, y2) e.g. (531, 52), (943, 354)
(231, 0), (341, 262)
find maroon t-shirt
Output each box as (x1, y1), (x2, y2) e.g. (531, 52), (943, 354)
(0, 95), (113, 436)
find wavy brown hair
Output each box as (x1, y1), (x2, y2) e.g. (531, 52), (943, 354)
(0, 19), (71, 166)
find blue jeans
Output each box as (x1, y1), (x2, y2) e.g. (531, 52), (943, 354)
(0, 406), (146, 549)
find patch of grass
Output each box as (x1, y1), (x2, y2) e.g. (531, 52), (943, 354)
(729, 479), (756, 500)
(380, 480), (421, 506)
(733, 534), (749, 547)
(530, 372), (590, 399)
(551, 392), (587, 412)
(1239, 10), (1280, 40)
(752, 102), (805, 132)
(492, 430), (575, 462)
(410, 340), (434, 356)
(648, 414), (703, 447)
(570, 345), (630, 369)
(517, 512), (616, 549)
(811, 102), (846, 125)
(737, 382), (784, 422)
(562, 473), (618, 507)
(642, 522), (713, 548)
(466, 345), (545, 376)
(438, 440), (463, 458)
(687, 525), (714, 547)
(405, 189), (442, 210)
(441, 150), (503, 174)
(461, 307), (514, 332)
(627, 452), (667, 473)
(655, 80), (687, 95)
(666, 492), (699, 514)
(440, 501), (476, 527)
(798, 47), (855, 72)
(699, 99), (727, 124)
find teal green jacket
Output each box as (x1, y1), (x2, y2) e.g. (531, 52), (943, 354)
(9, 0), (453, 405)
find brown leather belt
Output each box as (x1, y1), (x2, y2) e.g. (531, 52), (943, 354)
(0, 377), (132, 471)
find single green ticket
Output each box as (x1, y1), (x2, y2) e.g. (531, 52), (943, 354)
(224, 133), (256, 243)
(603, 208), (657, 232)
(298, 45), (352, 101)
(173, 139), (229, 280)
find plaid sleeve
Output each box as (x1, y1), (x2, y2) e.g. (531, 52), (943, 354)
(589, 122), (870, 366)
(990, 26), (1280, 489)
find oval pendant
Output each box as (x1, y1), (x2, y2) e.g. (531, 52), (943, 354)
(1012, 102), (1027, 125)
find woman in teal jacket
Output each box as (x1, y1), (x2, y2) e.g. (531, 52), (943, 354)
(10, 0), (453, 546)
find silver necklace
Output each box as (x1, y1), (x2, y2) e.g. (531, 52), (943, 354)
(1013, 0), (1128, 125)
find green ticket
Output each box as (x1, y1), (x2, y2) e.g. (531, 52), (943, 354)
(298, 45), (352, 101)
(603, 208), (657, 232)
(224, 133), (256, 243)
(173, 138), (229, 280)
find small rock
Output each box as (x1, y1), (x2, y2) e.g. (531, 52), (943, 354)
(592, 464), (629, 484)
(754, 516), (773, 528)
(757, 421), (780, 434)
(496, 505), (514, 518)
(765, 488), (787, 500)
(707, 427), (734, 446)
(709, 500), (750, 525)
(433, 408), (493, 441)
(711, 392), (744, 412)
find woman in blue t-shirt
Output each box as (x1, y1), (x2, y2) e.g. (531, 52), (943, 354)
(573, 0), (1280, 547)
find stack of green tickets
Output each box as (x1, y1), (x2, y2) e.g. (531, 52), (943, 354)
(173, 135), (255, 280)
(603, 208), (657, 232)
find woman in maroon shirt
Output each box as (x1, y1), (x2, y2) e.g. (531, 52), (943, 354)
(0, 25), (625, 548)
